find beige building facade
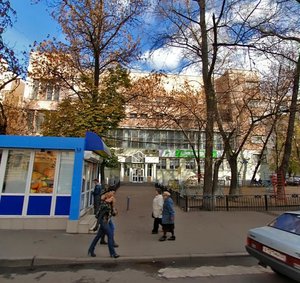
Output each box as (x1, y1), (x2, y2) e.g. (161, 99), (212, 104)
(9, 59), (272, 186)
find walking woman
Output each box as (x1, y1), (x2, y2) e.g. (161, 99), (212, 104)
(159, 191), (176, 241)
(152, 188), (163, 234)
(88, 192), (119, 258)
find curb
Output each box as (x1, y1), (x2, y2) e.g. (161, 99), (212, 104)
(0, 252), (249, 268)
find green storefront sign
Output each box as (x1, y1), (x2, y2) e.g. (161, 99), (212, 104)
(175, 149), (217, 158)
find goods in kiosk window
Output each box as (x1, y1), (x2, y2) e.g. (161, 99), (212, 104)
(30, 168), (55, 194)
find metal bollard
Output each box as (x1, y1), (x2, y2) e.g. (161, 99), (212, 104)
(126, 196), (130, 211)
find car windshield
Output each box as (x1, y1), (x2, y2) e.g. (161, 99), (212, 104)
(269, 213), (300, 235)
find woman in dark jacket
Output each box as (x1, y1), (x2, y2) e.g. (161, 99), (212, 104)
(159, 191), (176, 241)
(88, 192), (119, 258)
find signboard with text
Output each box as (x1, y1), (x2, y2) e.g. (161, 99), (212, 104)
(160, 149), (218, 158)
(145, 156), (159, 163)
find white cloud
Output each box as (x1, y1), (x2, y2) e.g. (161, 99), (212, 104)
(142, 46), (183, 71)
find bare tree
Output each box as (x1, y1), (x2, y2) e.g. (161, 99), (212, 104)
(153, 0), (230, 196)
(250, 64), (293, 183)
(0, 0), (26, 134)
(214, 70), (281, 194)
(222, 0), (300, 197)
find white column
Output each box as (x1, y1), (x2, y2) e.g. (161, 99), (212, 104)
(144, 163), (148, 182)
(120, 163), (125, 182)
(153, 164), (157, 182)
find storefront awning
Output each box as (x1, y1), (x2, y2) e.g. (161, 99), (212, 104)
(85, 131), (111, 157)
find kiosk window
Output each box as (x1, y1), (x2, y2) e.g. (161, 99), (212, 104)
(30, 151), (56, 194)
(57, 152), (74, 194)
(2, 150), (31, 193)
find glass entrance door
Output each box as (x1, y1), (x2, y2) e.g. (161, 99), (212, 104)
(80, 161), (98, 216)
(132, 168), (144, 183)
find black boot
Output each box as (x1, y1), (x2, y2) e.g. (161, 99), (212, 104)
(88, 250), (96, 257)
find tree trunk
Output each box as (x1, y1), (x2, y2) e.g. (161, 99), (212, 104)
(196, 157), (201, 184)
(203, 85), (215, 197)
(228, 155), (239, 195)
(277, 53), (300, 197)
(198, 0), (214, 198)
(212, 158), (223, 195)
(251, 122), (274, 183)
(0, 102), (7, 135)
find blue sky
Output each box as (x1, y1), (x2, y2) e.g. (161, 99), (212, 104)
(3, 0), (187, 73)
(3, 0), (202, 75)
(4, 0), (61, 56)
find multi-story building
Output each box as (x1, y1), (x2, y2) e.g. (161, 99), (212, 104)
(106, 69), (271, 185)
(16, 56), (272, 186)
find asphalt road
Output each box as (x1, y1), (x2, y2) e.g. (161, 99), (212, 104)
(0, 256), (295, 283)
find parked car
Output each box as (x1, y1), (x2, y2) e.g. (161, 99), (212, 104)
(246, 211), (300, 282)
(286, 176), (300, 186)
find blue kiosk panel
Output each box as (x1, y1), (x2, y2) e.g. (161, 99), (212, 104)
(55, 196), (71, 215)
(0, 132), (110, 222)
(0, 196), (24, 215)
(27, 196), (52, 215)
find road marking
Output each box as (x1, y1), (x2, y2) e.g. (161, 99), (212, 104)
(158, 265), (273, 278)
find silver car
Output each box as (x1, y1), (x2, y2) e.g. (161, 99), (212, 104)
(246, 211), (300, 282)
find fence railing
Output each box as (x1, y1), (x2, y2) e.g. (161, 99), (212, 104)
(169, 190), (300, 212)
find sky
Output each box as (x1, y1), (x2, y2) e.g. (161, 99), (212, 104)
(3, 0), (184, 74)
(4, 0), (292, 76)
(4, 0), (61, 56)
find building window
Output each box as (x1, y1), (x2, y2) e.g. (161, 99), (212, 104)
(157, 158), (166, 170)
(248, 99), (260, 108)
(170, 158), (180, 170)
(30, 80), (60, 101)
(131, 130), (139, 148)
(214, 134), (223, 150)
(31, 80), (40, 100)
(140, 113), (148, 119)
(46, 84), (60, 101)
(186, 159), (195, 170)
(107, 129), (209, 150)
(129, 113), (137, 118)
(160, 131), (167, 149)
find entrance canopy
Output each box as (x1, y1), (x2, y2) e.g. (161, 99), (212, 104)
(84, 131), (111, 158)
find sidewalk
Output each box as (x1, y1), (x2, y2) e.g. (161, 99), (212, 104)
(0, 183), (282, 267)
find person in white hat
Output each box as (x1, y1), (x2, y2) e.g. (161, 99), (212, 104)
(152, 188), (163, 234)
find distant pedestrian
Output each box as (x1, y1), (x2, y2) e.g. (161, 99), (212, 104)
(159, 191), (175, 241)
(152, 188), (163, 234)
(88, 192), (120, 258)
(92, 179), (102, 215)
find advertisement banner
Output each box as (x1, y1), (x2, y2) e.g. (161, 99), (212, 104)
(160, 149), (217, 158)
